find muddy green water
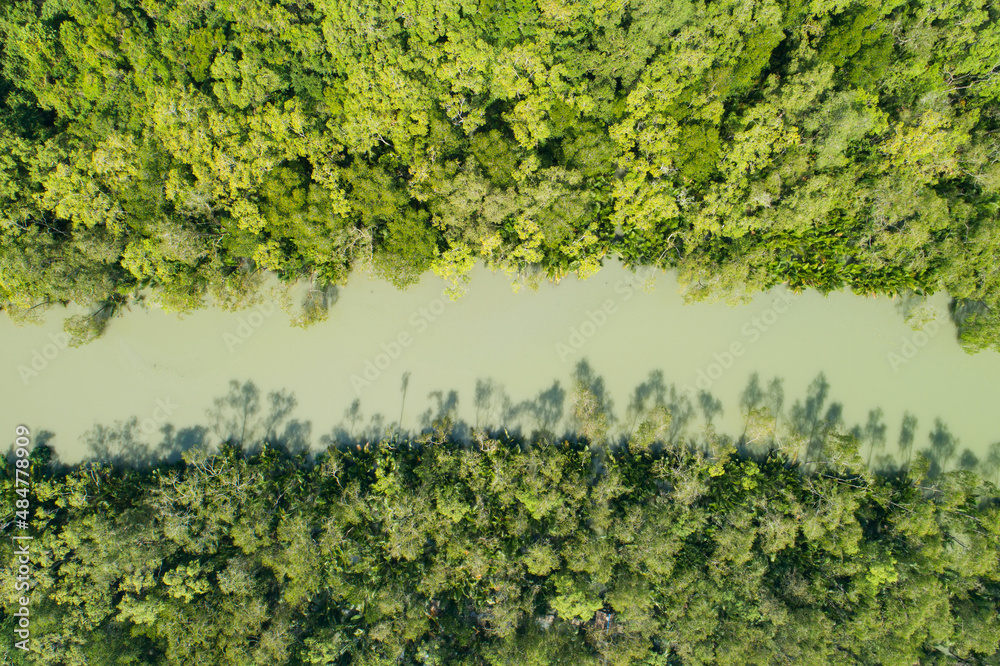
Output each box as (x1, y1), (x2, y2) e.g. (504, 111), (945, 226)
(2, 261), (999, 476)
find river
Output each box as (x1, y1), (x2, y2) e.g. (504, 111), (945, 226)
(2, 261), (999, 478)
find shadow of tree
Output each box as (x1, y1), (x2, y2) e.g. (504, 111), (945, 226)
(785, 373), (845, 463)
(621, 370), (695, 445)
(18, 367), (998, 485)
(512, 381), (566, 436)
(81, 420), (210, 467)
(850, 407), (887, 467)
(572, 360), (615, 426)
(73, 380), (310, 467)
(898, 412), (918, 465)
(732, 373), (996, 480)
(206, 380), (311, 455)
(419, 389), (460, 433)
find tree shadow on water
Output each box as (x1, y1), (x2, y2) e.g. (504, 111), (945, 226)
(419, 390), (463, 438)
(733, 371), (998, 481)
(323, 379), (572, 449)
(513, 381), (566, 435)
(785, 373), (845, 463)
(204, 381), (301, 451)
(76, 380), (312, 468)
(313, 363), (999, 485)
(736, 373), (785, 456)
(622, 370), (696, 445)
(81, 420), (210, 468)
(849, 407), (887, 467)
(898, 412), (918, 465)
(206, 380), (311, 455)
(19, 370), (1000, 486)
(1, 430), (64, 473)
(572, 360), (615, 424)
(322, 397), (389, 447)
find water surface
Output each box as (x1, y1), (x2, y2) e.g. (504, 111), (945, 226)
(2, 261), (998, 476)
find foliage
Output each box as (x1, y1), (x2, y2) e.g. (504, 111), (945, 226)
(2, 0), (1000, 349)
(1, 422), (999, 665)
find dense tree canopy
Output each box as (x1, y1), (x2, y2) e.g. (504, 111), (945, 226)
(2, 381), (1000, 665)
(2, 0), (1000, 348)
